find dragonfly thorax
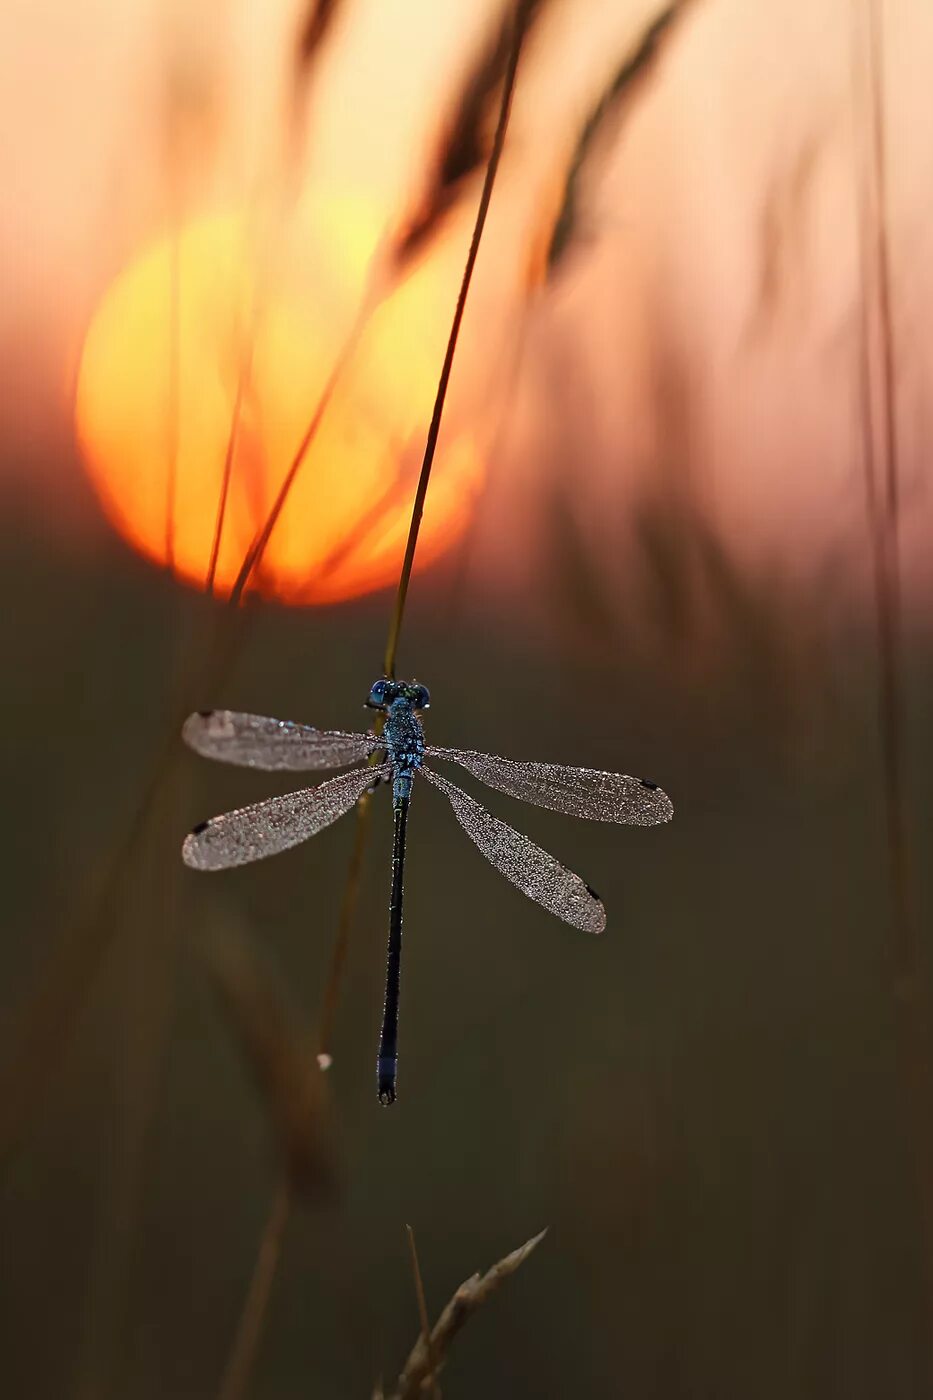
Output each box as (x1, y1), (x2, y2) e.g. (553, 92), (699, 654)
(384, 696), (425, 785)
(367, 678), (428, 802)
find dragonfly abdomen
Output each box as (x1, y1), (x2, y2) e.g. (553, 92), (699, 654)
(393, 771), (414, 803)
(378, 787), (410, 1105)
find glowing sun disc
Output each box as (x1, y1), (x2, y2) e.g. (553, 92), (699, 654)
(74, 209), (483, 604)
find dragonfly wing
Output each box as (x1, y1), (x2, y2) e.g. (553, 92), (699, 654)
(183, 763), (389, 871)
(183, 710), (379, 771)
(421, 766), (605, 933)
(424, 745), (672, 825)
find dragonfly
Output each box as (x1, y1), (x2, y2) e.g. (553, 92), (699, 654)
(181, 677), (673, 1105)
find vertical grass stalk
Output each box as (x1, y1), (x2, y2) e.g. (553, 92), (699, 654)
(217, 1182), (292, 1400)
(382, 3), (527, 679)
(165, 223), (181, 572)
(854, 0), (933, 1359)
(215, 12), (530, 1394)
(405, 1225), (440, 1400)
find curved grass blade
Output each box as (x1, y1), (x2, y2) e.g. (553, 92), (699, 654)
(390, 0), (547, 268)
(426, 745), (673, 824)
(420, 766), (605, 933)
(183, 764), (388, 871)
(545, 1), (693, 275)
(183, 710), (378, 771)
(383, 3), (530, 678)
(384, 1229), (547, 1400)
(292, 0), (343, 92)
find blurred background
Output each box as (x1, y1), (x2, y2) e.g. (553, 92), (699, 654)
(2, 0), (933, 1395)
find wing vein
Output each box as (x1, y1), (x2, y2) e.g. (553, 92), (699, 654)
(425, 745), (672, 825)
(183, 763), (389, 871)
(183, 710), (379, 772)
(421, 765), (604, 933)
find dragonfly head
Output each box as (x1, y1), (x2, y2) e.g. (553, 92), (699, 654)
(366, 678), (431, 712)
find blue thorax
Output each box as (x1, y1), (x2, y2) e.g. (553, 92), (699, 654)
(384, 697), (425, 803)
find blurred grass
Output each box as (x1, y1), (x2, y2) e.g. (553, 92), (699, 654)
(544, 1), (694, 276)
(389, 0), (550, 268)
(852, 0), (933, 1369)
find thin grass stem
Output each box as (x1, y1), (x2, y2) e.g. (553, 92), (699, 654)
(165, 224), (181, 572)
(227, 298), (374, 608)
(216, 1181), (293, 1400)
(73, 767), (185, 1400)
(214, 19), (528, 1394)
(206, 326), (256, 596)
(319, 0), (529, 1059)
(0, 136), (368, 1168)
(405, 1225), (440, 1400)
(382, 3), (528, 679)
(0, 606), (249, 1166)
(853, 0), (933, 1362)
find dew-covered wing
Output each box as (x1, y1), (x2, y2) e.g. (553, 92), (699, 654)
(421, 766), (605, 933)
(425, 745), (672, 825)
(183, 710), (379, 772)
(183, 763), (388, 871)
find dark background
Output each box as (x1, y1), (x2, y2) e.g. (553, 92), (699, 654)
(2, 475), (931, 1399)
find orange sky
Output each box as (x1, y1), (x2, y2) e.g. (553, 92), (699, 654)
(1, 0), (931, 618)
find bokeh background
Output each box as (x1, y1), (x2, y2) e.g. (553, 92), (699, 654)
(2, 0), (933, 1396)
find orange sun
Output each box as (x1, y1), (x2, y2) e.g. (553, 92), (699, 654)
(74, 205), (483, 604)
